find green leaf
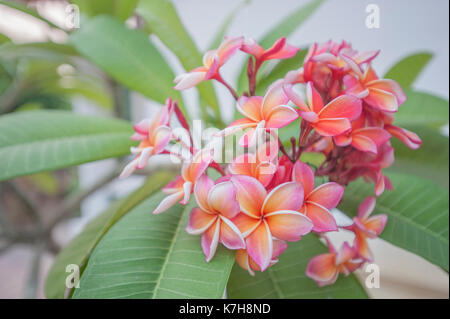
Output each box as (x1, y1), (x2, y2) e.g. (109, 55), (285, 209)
(394, 90), (449, 129)
(384, 52), (433, 88)
(70, 15), (185, 113)
(45, 171), (174, 299)
(227, 234), (368, 298)
(71, 0), (138, 21)
(340, 173), (449, 271)
(137, 0), (219, 120)
(255, 48), (307, 95)
(207, 0), (250, 50)
(0, 110), (135, 181)
(237, 0), (324, 93)
(389, 126), (449, 189)
(0, 42), (78, 64)
(72, 193), (235, 299)
(0, 33), (11, 44)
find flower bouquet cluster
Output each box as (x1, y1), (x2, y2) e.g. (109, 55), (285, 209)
(119, 36), (421, 286)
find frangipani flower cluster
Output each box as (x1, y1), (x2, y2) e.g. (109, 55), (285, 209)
(120, 36), (421, 286)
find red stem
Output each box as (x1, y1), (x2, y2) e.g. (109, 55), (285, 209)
(214, 73), (239, 100)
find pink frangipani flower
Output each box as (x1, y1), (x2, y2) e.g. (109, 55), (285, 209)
(152, 148), (214, 214)
(241, 37), (298, 65)
(292, 161), (344, 232)
(120, 98), (173, 178)
(186, 175), (245, 262)
(174, 36), (244, 90)
(343, 61), (406, 113)
(230, 175), (313, 271)
(220, 80), (298, 146)
(334, 115), (391, 154)
(306, 239), (363, 287)
(284, 81), (362, 136)
(343, 197), (387, 261)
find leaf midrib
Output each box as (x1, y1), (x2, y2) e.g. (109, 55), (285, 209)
(0, 131), (133, 150)
(151, 204), (188, 298)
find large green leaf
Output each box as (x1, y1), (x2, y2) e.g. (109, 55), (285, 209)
(227, 235), (368, 298)
(340, 173), (449, 271)
(394, 90), (449, 129)
(0, 110), (135, 181)
(237, 0), (324, 93)
(389, 126), (449, 189)
(45, 171), (174, 299)
(71, 0), (138, 21)
(384, 52), (433, 88)
(72, 193), (235, 298)
(137, 0), (219, 119)
(70, 15), (184, 112)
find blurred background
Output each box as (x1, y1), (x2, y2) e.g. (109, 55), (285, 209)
(0, 0), (448, 298)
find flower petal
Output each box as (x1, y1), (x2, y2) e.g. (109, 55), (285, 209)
(217, 36), (244, 65)
(303, 202), (338, 232)
(219, 216), (245, 250)
(367, 79), (406, 106)
(229, 154), (256, 176)
(306, 252), (338, 286)
(245, 220), (273, 271)
(231, 213), (260, 237)
(151, 125), (172, 154)
(318, 95), (362, 121)
(265, 210), (313, 241)
(354, 127), (391, 147)
(194, 174), (214, 212)
(272, 239), (288, 260)
(174, 71), (206, 90)
(364, 214), (387, 237)
(265, 105), (299, 128)
(133, 119), (150, 135)
(201, 219), (221, 262)
(119, 157), (139, 179)
(262, 37), (299, 61)
(365, 87), (398, 112)
(333, 133), (352, 147)
(351, 134), (378, 154)
(186, 207), (218, 235)
(152, 191), (184, 215)
(182, 149), (214, 182)
(385, 124), (421, 150)
(235, 249), (255, 276)
(306, 82), (324, 113)
(307, 182), (344, 210)
(283, 84), (309, 111)
(335, 242), (356, 265)
(358, 196), (376, 220)
(262, 80), (289, 119)
(231, 175), (267, 218)
(292, 161), (315, 197)
(208, 181), (240, 219)
(262, 182), (304, 213)
(313, 118), (351, 136)
(354, 231), (373, 261)
(255, 162), (277, 187)
(236, 96), (263, 122)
